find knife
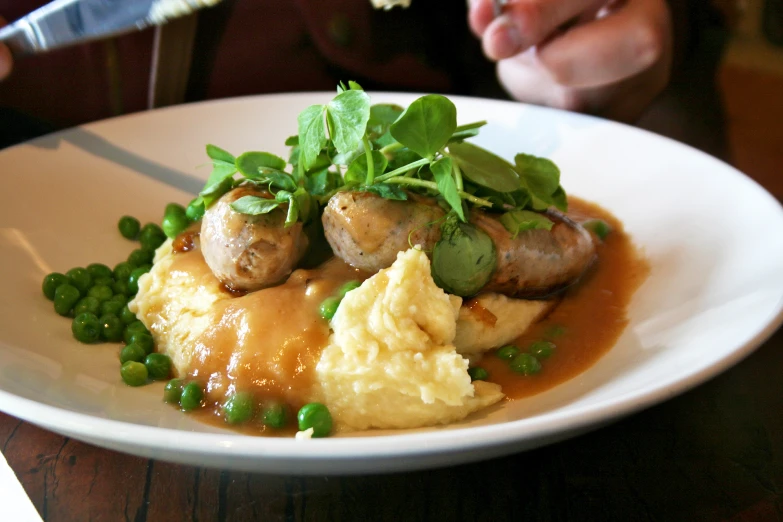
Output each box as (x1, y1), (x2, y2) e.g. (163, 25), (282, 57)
(0, 0), (222, 58)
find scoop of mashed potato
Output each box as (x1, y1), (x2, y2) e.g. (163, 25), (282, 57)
(316, 248), (504, 430)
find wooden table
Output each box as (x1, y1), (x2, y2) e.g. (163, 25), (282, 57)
(1, 311), (781, 521)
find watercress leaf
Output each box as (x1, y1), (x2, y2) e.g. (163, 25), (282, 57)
(367, 103), (404, 139)
(230, 196), (282, 215)
(514, 153), (560, 198)
(364, 183), (408, 200)
(206, 144), (235, 164)
(285, 135), (299, 146)
(305, 168), (343, 196)
(431, 216), (496, 297)
(258, 170), (298, 192)
(499, 209), (554, 238)
(200, 176), (234, 208)
(348, 80), (363, 91)
(297, 104), (327, 171)
(236, 151), (287, 179)
(448, 142), (519, 193)
(551, 186), (568, 212)
(374, 131), (398, 148)
(385, 148), (423, 172)
(345, 150), (388, 184)
(390, 94), (457, 159)
(455, 121), (487, 133)
(337, 81), (347, 93)
(330, 143), (364, 166)
(448, 128), (480, 143)
(293, 187), (312, 224)
(326, 89), (371, 154)
(430, 157), (464, 221)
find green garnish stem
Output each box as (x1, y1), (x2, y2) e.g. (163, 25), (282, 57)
(380, 142), (405, 156)
(362, 136), (375, 185)
(384, 177), (494, 208)
(453, 160), (464, 192)
(374, 158), (430, 182)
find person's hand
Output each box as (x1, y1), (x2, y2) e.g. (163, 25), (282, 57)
(467, 0), (672, 122)
(0, 17), (13, 81)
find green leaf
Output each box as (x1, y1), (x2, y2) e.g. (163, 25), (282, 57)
(551, 186), (568, 212)
(345, 150), (388, 184)
(430, 157), (464, 221)
(329, 142), (364, 167)
(499, 209), (554, 238)
(305, 168), (343, 196)
(364, 183), (408, 200)
(284, 135), (299, 146)
(390, 94), (457, 159)
(254, 170), (298, 192)
(206, 144), (235, 164)
(431, 216), (496, 297)
(448, 142), (519, 193)
(297, 104), (327, 171)
(326, 89), (371, 154)
(199, 160), (238, 207)
(448, 121), (487, 143)
(274, 190), (300, 227)
(386, 148), (423, 173)
(367, 104), (404, 141)
(514, 154), (560, 198)
(236, 151), (287, 178)
(230, 196), (282, 215)
(583, 219), (611, 240)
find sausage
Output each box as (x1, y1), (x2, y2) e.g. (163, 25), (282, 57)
(321, 191), (445, 273)
(322, 191), (596, 298)
(200, 186), (309, 291)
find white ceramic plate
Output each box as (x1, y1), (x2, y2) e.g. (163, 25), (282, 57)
(1, 93), (782, 475)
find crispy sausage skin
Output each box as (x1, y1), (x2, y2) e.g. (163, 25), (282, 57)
(200, 186), (309, 292)
(322, 192), (596, 298)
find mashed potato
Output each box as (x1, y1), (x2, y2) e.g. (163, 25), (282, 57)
(316, 248), (503, 430)
(131, 241), (551, 434)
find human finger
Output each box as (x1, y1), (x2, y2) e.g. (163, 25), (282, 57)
(467, 0), (500, 38)
(537, 0), (671, 88)
(482, 0), (606, 60)
(0, 17), (12, 81)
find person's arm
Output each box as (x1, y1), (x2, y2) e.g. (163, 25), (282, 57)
(466, 0), (673, 122)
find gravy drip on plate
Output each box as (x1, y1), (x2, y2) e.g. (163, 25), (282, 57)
(481, 197), (649, 400)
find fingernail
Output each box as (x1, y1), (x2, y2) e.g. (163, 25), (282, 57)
(488, 15), (523, 59)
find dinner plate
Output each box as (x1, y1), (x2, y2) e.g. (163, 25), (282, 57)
(1, 92), (782, 475)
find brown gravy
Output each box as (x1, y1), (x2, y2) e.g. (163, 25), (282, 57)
(479, 197), (648, 400)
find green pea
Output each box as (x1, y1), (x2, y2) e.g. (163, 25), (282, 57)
(262, 402), (287, 429)
(186, 198), (205, 222)
(163, 378), (185, 404)
(545, 325), (566, 339)
(112, 279), (130, 297)
(222, 392), (255, 425)
(139, 223), (167, 251)
(127, 248), (154, 268)
(510, 353), (542, 376)
(144, 353), (171, 380)
(42, 272), (69, 300)
(319, 296), (341, 321)
(118, 216), (141, 240)
(113, 262), (134, 283)
(162, 203), (189, 239)
(297, 403), (332, 438)
(120, 361), (148, 387)
(128, 332), (154, 355)
(99, 314), (124, 342)
(180, 382), (204, 411)
(120, 343), (146, 364)
(74, 296), (101, 317)
(93, 276), (115, 287)
(86, 263), (113, 280)
(66, 267), (92, 295)
(71, 313), (102, 343)
(127, 266), (151, 295)
(124, 321), (150, 344)
(468, 367), (489, 381)
(87, 284), (113, 303)
(100, 298), (125, 317)
(529, 341), (555, 359)
(583, 219), (612, 240)
(53, 284), (81, 316)
(337, 280), (361, 299)
(496, 345), (520, 361)
(119, 305), (137, 325)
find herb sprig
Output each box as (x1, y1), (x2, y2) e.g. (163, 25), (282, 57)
(189, 82), (567, 236)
